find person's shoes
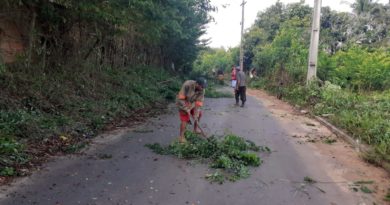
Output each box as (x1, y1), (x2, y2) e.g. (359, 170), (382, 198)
(240, 103), (245, 107)
(193, 129), (202, 134)
(235, 102), (239, 106)
(178, 137), (187, 144)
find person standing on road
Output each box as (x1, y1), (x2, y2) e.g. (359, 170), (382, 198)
(231, 65), (237, 89)
(176, 78), (207, 143)
(235, 67), (247, 107)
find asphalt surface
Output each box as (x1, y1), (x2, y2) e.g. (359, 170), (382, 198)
(0, 94), (366, 205)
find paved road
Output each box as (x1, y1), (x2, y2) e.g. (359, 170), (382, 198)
(0, 94), (368, 205)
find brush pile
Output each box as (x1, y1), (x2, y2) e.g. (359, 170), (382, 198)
(145, 131), (270, 184)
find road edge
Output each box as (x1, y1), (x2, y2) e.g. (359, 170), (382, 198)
(313, 116), (370, 153)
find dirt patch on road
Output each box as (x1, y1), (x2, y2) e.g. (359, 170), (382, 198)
(248, 88), (390, 204)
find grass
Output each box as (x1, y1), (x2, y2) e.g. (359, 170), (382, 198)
(312, 88), (390, 170)
(0, 63), (180, 176)
(249, 79), (390, 172)
(145, 131), (270, 184)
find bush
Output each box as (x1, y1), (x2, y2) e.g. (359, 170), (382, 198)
(248, 78), (267, 89)
(319, 47), (390, 91)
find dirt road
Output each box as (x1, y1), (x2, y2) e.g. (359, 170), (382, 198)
(0, 89), (388, 205)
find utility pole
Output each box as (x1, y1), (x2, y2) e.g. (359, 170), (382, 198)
(239, 0), (246, 71)
(307, 0), (322, 84)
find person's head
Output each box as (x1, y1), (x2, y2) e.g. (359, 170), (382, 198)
(195, 77), (207, 91)
(236, 66), (241, 71)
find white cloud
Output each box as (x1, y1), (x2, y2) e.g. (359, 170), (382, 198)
(202, 0), (388, 48)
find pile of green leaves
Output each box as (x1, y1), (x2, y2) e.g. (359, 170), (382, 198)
(145, 132), (270, 184)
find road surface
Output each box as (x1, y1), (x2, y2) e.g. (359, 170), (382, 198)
(0, 91), (377, 205)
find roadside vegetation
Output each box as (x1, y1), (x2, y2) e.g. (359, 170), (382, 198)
(193, 1), (390, 171)
(0, 0), (214, 177)
(205, 88), (234, 98)
(0, 64), (181, 177)
(204, 83), (234, 98)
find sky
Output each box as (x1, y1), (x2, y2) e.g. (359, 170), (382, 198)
(202, 0), (388, 48)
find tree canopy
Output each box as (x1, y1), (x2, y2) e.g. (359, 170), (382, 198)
(1, 0), (215, 71)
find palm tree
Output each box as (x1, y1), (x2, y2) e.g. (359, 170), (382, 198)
(352, 0), (374, 15)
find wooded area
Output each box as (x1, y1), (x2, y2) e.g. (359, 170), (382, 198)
(0, 0), (214, 177)
(0, 0), (214, 70)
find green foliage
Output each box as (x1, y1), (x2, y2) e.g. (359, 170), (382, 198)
(205, 171), (225, 184)
(0, 167), (15, 176)
(242, 1), (390, 90)
(204, 88), (233, 98)
(360, 186), (373, 194)
(213, 155), (234, 169)
(192, 48), (236, 76)
(277, 83), (390, 171)
(0, 137), (28, 176)
(246, 1), (311, 73)
(303, 176), (317, 184)
(1, 64), (180, 135)
(0, 64), (180, 173)
(249, 15), (310, 86)
(350, 179), (376, 194)
(0, 137), (24, 155)
(0, 110), (39, 138)
(319, 47), (390, 91)
(145, 132), (268, 183)
(248, 78), (267, 89)
(2, 0), (214, 73)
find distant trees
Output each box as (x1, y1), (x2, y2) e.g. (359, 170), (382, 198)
(241, 0), (390, 91)
(192, 47), (237, 76)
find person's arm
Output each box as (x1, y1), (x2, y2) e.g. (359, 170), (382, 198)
(193, 90), (204, 121)
(177, 84), (192, 112)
